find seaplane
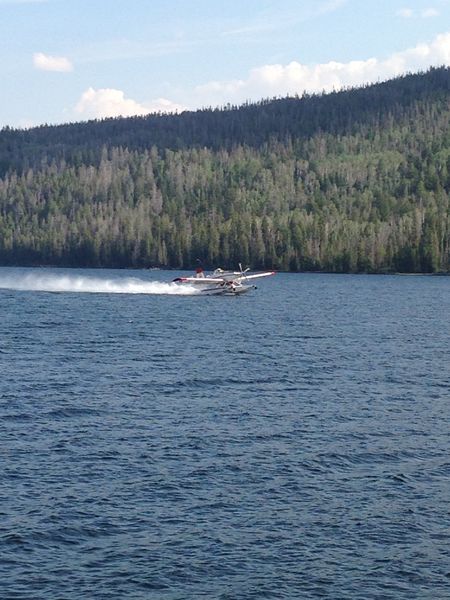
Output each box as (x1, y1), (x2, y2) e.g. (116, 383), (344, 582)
(173, 264), (276, 296)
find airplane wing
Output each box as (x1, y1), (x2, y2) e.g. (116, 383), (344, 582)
(237, 271), (276, 281)
(173, 277), (226, 285)
(174, 271), (275, 285)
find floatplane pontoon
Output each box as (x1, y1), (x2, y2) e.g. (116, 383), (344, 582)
(173, 264), (276, 296)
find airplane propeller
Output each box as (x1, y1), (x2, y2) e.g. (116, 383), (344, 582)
(238, 263), (250, 278)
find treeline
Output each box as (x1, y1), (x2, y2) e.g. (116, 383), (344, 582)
(0, 67), (449, 272)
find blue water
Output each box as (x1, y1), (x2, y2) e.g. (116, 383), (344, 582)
(1, 267), (450, 599)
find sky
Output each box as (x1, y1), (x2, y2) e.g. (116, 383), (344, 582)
(1, 0), (450, 129)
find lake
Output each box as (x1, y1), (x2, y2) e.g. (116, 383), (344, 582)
(1, 267), (450, 599)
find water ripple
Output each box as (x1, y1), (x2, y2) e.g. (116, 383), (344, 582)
(1, 269), (450, 599)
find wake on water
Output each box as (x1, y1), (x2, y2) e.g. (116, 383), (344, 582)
(0, 272), (198, 295)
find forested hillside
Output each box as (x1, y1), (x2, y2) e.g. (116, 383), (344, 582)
(0, 67), (449, 272)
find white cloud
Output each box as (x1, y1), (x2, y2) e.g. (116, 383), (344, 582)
(316, 0), (348, 16)
(147, 97), (186, 114)
(397, 8), (414, 18)
(17, 118), (35, 129)
(421, 8), (439, 17)
(70, 31), (449, 123)
(33, 52), (73, 72)
(222, 0), (348, 38)
(74, 87), (185, 120)
(194, 32), (450, 106)
(397, 6), (440, 18)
